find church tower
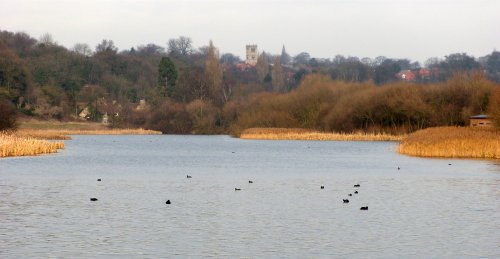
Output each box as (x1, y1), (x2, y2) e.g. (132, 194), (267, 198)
(245, 44), (258, 65)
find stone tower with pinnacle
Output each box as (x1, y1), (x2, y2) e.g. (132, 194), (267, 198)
(245, 44), (258, 65)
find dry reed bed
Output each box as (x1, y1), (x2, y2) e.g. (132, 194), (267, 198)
(240, 128), (405, 141)
(17, 128), (161, 140)
(0, 133), (65, 158)
(1, 128), (161, 158)
(19, 119), (109, 130)
(398, 127), (500, 159)
(59, 128), (162, 135)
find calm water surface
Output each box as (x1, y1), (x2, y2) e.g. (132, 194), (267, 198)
(0, 135), (499, 258)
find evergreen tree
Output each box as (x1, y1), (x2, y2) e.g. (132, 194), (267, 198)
(158, 57), (177, 97)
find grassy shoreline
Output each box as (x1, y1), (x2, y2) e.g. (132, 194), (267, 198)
(5, 120), (498, 159)
(398, 126), (500, 159)
(0, 119), (161, 158)
(16, 118), (161, 139)
(239, 128), (405, 141)
(17, 128), (162, 140)
(0, 133), (65, 158)
(240, 127), (500, 160)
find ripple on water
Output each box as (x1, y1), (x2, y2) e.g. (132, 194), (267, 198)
(0, 135), (499, 258)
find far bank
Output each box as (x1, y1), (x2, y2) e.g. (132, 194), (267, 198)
(239, 128), (404, 141)
(239, 127), (500, 160)
(0, 118), (161, 158)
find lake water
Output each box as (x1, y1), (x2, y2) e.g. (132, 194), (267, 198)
(0, 135), (499, 258)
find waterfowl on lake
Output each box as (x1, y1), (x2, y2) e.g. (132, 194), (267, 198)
(354, 184), (360, 187)
(398, 167), (400, 170)
(186, 175), (192, 178)
(235, 188), (241, 191)
(354, 191), (358, 194)
(320, 186), (325, 189)
(448, 163), (452, 165)
(360, 206), (368, 210)
(97, 179), (101, 181)
(343, 199), (349, 203)
(348, 193), (352, 196)
(248, 180), (253, 183)
(90, 198), (98, 201)
(166, 200), (171, 204)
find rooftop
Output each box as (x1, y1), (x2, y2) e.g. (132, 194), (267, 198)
(469, 114), (489, 119)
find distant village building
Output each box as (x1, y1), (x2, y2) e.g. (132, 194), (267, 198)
(245, 44), (258, 66)
(78, 106), (91, 120)
(136, 99), (148, 111)
(418, 68), (432, 79)
(396, 69), (433, 82)
(102, 112), (109, 124)
(469, 114), (492, 127)
(396, 70), (416, 81)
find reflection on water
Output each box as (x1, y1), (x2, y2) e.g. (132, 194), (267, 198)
(0, 135), (499, 258)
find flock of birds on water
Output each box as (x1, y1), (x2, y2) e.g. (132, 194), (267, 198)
(340, 184), (368, 210)
(89, 171), (379, 211)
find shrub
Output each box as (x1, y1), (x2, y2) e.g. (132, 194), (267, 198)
(489, 87), (500, 128)
(186, 99), (219, 134)
(147, 100), (193, 134)
(0, 98), (17, 130)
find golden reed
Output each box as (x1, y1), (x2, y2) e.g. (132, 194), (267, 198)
(0, 132), (65, 158)
(398, 126), (500, 159)
(239, 128), (404, 141)
(16, 128), (162, 140)
(1, 128), (160, 158)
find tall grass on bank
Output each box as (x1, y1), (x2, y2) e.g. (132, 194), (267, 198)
(0, 132), (65, 158)
(1, 128), (161, 158)
(16, 129), (71, 140)
(55, 128), (162, 135)
(398, 127), (500, 159)
(239, 128), (404, 141)
(16, 128), (162, 140)
(19, 119), (109, 130)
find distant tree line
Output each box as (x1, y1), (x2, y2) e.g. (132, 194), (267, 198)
(0, 29), (499, 132)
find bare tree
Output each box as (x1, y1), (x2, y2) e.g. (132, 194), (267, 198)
(256, 52), (269, 82)
(95, 39), (117, 53)
(0, 98), (17, 130)
(272, 56), (284, 92)
(168, 36), (193, 56)
(72, 43), (93, 56)
(293, 52), (310, 65)
(204, 40), (224, 105)
(220, 53), (240, 64)
(136, 43), (165, 57)
(38, 33), (54, 45)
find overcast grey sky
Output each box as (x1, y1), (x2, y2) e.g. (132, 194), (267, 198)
(1, 0), (498, 63)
